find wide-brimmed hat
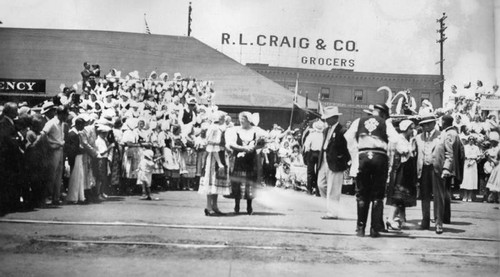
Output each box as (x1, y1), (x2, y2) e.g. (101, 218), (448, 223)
(321, 106), (342, 119)
(312, 120), (325, 132)
(399, 120), (414, 132)
(96, 125), (111, 133)
(374, 104), (390, 115)
(419, 115), (437, 125)
(41, 102), (56, 114)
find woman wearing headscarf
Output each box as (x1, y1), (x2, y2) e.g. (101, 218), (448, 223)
(225, 112), (264, 214)
(386, 120), (418, 230)
(199, 111), (230, 215)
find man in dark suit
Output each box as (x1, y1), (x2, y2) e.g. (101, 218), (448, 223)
(0, 102), (23, 213)
(317, 106), (350, 220)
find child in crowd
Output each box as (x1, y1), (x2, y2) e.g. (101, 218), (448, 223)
(136, 149), (157, 200)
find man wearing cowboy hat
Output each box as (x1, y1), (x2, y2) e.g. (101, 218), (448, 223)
(317, 106), (350, 220)
(344, 103), (399, 237)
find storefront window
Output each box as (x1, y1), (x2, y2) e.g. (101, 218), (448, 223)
(354, 89), (363, 102)
(321, 87), (330, 99)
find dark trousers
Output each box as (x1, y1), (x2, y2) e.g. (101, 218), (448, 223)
(444, 177), (452, 224)
(420, 165), (436, 229)
(306, 151), (320, 194)
(355, 152), (388, 231)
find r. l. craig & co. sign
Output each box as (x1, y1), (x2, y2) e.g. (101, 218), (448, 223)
(220, 33), (358, 70)
(0, 78), (46, 93)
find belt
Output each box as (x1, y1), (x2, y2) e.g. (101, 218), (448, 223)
(359, 149), (387, 157)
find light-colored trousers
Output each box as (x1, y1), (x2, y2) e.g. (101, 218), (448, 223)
(317, 154), (344, 217)
(47, 148), (64, 202)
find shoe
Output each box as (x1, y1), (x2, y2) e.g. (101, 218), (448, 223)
(435, 225), (443, 234)
(386, 220), (401, 231)
(321, 215), (338, 220)
(234, 206), (240, 214)
(369, 227), (380, 238)
(101, 193), (108, 199)
(247, 207), (253, 215)
(356, 227), (365, 237)
(462, 198), (467, 202)
(51, 200), (61, 206)
(204, 208), (212, 216)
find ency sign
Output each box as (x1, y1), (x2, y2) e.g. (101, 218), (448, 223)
(0, 78), (46, 93)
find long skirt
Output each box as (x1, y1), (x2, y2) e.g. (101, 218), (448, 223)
(486, 164), (500, 192)
(386, 156), (417, 207)
(198, 151), (231, 195)
(462, 160), (478, 190)
(67, 154), (86, 202)
(183, 149), (197, 178)
(226, 152), (258, 200)
(163, 147), (180, 178)
(84, 154), (95, 190)
(122, 146), (143, 179)
(110, 145), (122, 187)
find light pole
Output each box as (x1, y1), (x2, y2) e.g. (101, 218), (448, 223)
(436, 12), (447, 104)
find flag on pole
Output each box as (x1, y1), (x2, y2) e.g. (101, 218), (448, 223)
(144, 13), (151, 34)
(317, 93), (324, 115)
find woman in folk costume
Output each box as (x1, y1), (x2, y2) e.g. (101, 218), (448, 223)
(486, 132), (500, 203)
(166, 124), (184, 190)
(462, 136), (482, 202)
(194, 123), (208, 190)
(385, 120), (418, 230)
(149, 121), (166, 188)
(110, 118), (124, 194)
(199, 111), (231, 215)
(121, 118), (141, 194)
(66, 117), (88, 203)
(225, 112), (265, 215)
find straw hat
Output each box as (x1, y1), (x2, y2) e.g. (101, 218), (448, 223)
(321, 106), (342, 119)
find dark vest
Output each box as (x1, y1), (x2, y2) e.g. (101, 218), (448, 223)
(356, 116), (388, 143)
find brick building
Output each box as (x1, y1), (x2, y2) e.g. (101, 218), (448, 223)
(247, 63), (442, 123)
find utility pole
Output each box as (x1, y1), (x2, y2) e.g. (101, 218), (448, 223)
(436, 12), (447, 102)
(187, 2), (192, 37)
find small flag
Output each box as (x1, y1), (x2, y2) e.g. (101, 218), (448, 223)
(317, 93), (324, 115)
(144, 13), (151, 34)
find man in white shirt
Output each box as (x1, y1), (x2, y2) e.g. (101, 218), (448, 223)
(317, 106), (350, 220)
(303, 120), (325, 196)
(42, 106), (68, 205)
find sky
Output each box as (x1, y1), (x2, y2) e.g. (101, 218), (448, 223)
(0, 0), (497, 97)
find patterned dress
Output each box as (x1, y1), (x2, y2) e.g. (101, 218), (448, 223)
(227, 128), (258, 200)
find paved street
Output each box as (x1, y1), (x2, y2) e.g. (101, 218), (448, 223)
(0, 187), (499, 276)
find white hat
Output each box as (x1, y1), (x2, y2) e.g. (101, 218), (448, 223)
(143, 149), (154, 160)
(399, 120), (414, 132)
(96, 125), (111, 133)
(489, 131), (500, 142)
(312, 120), (325, 132)
(321, 106), (342, 119)
(41, 102), (56, 114)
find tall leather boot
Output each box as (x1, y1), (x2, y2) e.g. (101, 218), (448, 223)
(370, 200), (384, 238)
(356, 200), (369, 237)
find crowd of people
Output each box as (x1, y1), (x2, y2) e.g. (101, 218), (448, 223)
(1, 63), (499, 238)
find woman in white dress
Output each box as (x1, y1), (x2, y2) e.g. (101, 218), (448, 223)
(461, 136), (482, 202)
(67, 117), (88, 203)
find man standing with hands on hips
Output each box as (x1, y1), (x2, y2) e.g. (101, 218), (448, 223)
(317, 106), (350, 220)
